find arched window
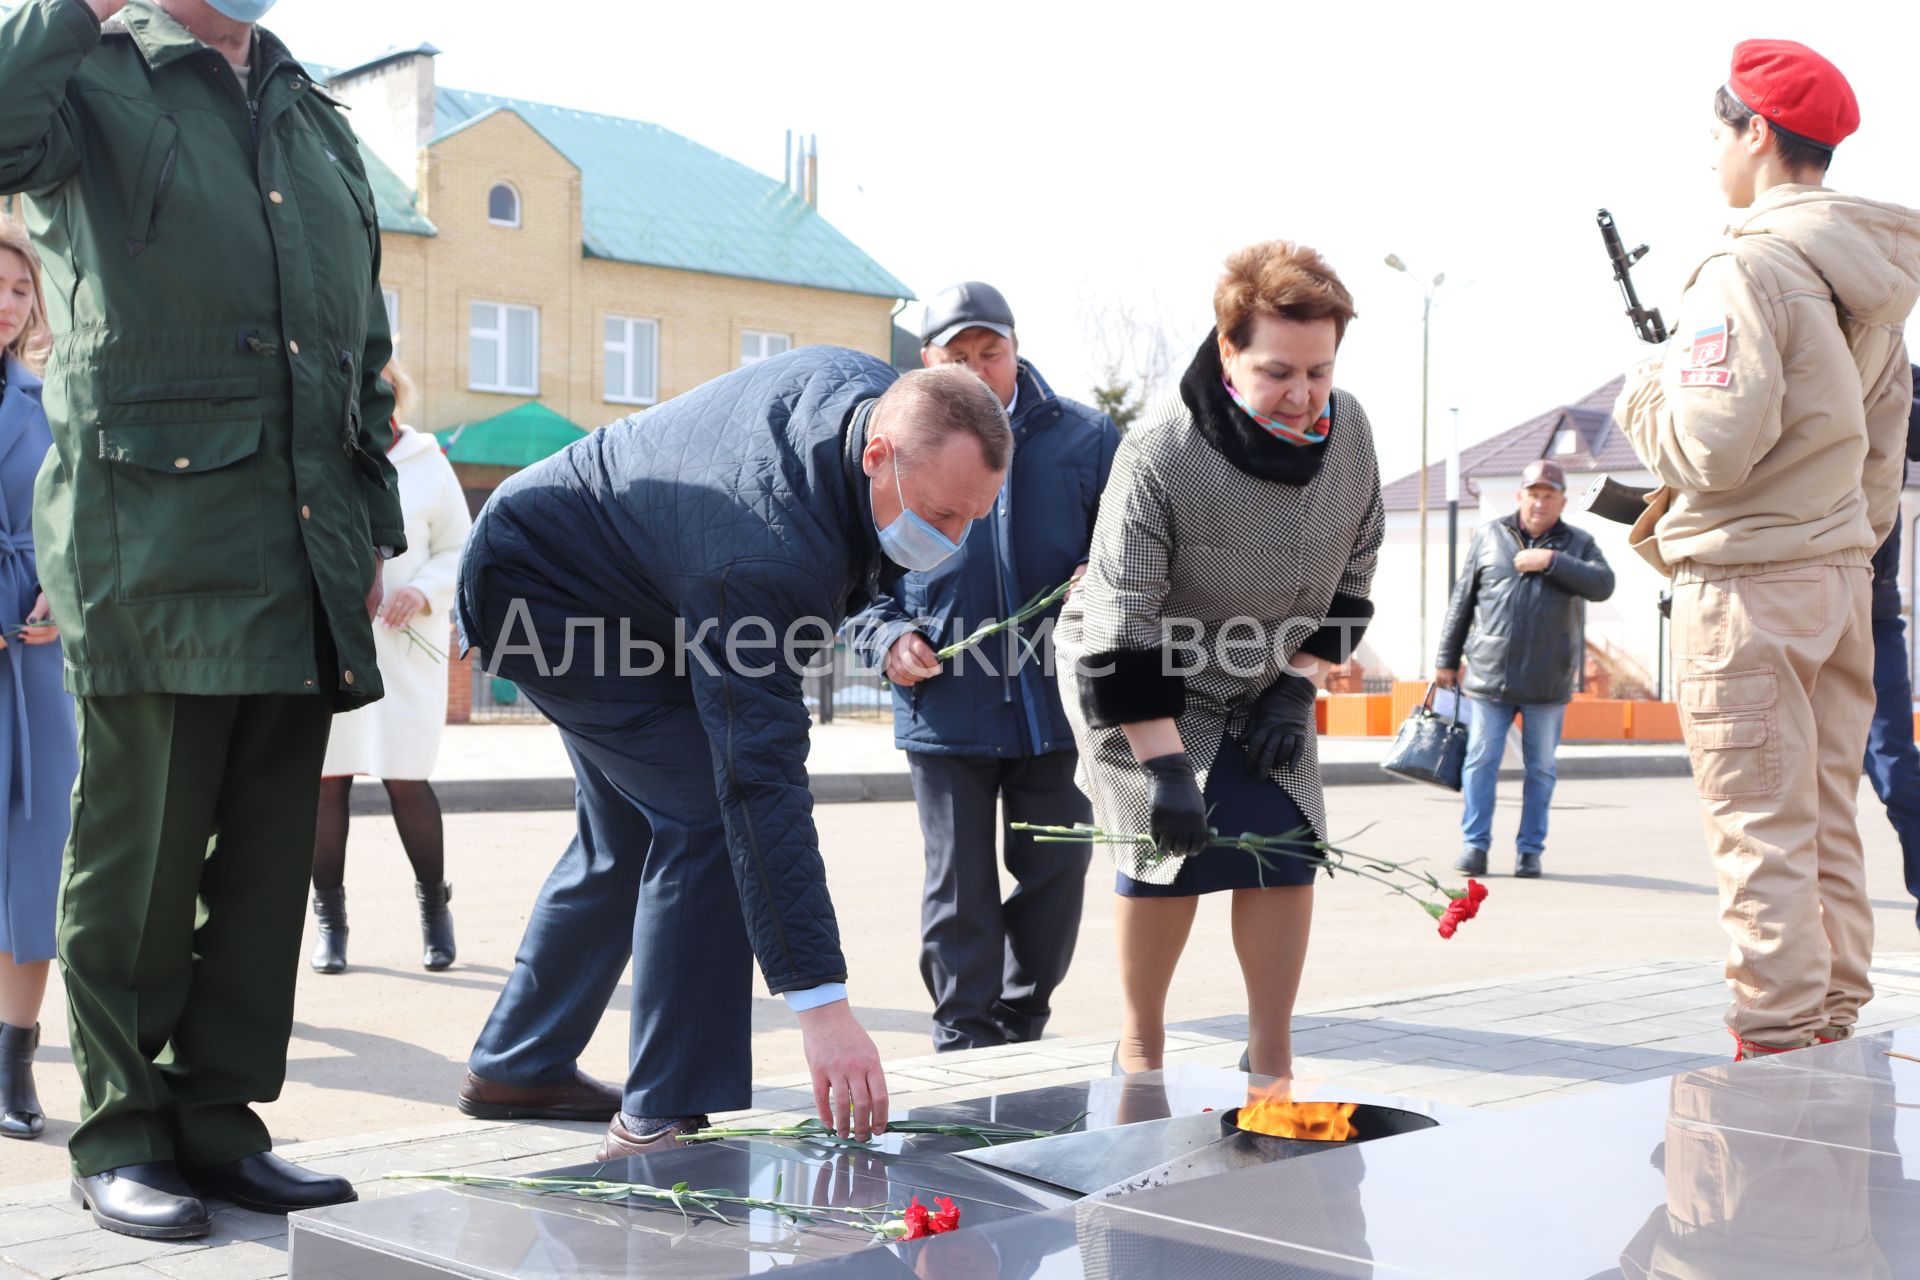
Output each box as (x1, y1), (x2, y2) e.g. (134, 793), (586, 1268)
(487, 182), (521, 228)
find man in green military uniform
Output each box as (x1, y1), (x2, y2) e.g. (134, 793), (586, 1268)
(0, 0), (404, 1240)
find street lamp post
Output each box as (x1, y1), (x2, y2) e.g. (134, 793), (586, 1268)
(1447, 406), (1461, 588)
(1386, 254), (1445, 676)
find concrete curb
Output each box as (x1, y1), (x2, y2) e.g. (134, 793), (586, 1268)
(357, 753), (1689, 815)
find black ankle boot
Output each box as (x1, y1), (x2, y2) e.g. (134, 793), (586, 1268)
(417, 881), (456, 971)
(311, 886), (348, 974)
(1, 1022), (44, 1139)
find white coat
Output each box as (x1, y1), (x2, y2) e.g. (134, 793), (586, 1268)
(321, 426), (472, 779)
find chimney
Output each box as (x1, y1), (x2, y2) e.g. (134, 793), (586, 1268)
(805, 134), (819, 210)
(327, 44), (441, 188)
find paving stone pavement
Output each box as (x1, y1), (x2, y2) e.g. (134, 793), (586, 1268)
(8, 952), (1920, 1279)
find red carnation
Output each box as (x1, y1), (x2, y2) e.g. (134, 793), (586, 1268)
(929, 1196), (961, 1234)
(902, 1197), (932, 1241)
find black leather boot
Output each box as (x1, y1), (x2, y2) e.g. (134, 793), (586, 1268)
(1, 1021), (44, 1139)
(311, 886), (348, 974)
(417, 880), (456, 971)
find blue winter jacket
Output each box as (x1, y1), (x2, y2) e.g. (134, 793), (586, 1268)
(455, 347), (900, 995)
(848, 361), (1119, 757)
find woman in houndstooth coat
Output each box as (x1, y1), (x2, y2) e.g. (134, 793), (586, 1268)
(1056, 242), (1383, 1079)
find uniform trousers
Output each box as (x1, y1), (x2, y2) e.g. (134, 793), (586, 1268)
(1671, 565), (1875, 1047)
(58, 689), (333, 1175)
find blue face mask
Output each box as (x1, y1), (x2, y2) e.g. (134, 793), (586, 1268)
(876, 445), (965, 571)
(204, 0), (278, 21)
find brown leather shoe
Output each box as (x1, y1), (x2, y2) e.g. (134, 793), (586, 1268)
(594, 1114), (707, 1161)
(456, 1069), (620, 1121)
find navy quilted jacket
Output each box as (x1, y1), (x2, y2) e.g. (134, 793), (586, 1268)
(847, 361), (1119, 757)
(455, 346), (898, 994)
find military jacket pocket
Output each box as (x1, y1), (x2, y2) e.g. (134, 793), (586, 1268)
(124, 115), (180, 259)
(99, 415), (266, 602)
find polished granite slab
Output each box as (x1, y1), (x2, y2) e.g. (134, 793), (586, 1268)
(286, 1068), (1294, 1278)
(290, 1034), (1920, 1277)
(816, 1029), (1920, 1277)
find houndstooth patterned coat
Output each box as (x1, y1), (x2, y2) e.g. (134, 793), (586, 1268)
(1055, 384), (1385, 884)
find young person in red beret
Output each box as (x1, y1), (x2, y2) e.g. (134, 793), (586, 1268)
(1615, 40), (1920, 1061)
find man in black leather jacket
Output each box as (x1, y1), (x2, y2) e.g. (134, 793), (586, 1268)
(1436, 460), (1615, 878)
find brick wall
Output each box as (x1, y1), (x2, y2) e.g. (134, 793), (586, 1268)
(379, 112), (897, 442)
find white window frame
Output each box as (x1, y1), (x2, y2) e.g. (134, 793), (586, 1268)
(381, 288), (400, 343)
(487, 182), (522, 228)
(739, 329), (792, 366)
(603, 315), (660, 406)
(469, 301), (540, 395)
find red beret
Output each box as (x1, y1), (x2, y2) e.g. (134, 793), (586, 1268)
(1728, 39), (1859, 149)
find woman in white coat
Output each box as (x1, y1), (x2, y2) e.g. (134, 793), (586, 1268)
(310, 362), (474, 973)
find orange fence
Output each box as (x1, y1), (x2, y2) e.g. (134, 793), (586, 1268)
(1320, 693), (1687, 741)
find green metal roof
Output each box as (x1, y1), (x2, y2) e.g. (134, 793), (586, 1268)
(358, 142), (437, 238)
(432, 89), (911, 300)
(437, 401), (586, 468)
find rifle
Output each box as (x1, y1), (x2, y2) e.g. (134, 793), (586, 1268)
(1596, 209), (1668, 344)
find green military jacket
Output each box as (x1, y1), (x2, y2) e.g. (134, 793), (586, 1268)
(0, 0), (406, 709)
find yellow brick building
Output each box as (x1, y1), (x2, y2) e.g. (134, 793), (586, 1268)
(324, 47), (909, 484)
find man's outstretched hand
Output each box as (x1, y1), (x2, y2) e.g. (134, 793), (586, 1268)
(796, 1000), (889, 1141)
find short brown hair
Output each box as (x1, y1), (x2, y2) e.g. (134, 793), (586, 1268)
(875, 364), (1013, 472)
(0, 215), (50, 374)
(1214, 240), (1357, 350)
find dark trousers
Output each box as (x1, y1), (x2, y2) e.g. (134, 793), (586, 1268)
(906, 750), (1092, 1051)
(466, 680), (754, 1118)
(58, 690), (333, 1175)
(1864, 614), (1920, 907)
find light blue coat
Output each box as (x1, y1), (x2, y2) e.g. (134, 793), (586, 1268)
(0, 355), (76, 963)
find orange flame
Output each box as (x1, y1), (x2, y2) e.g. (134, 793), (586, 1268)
(1235, 1089), (1358, 1141)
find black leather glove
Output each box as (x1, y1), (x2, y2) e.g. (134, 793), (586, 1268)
(1242, 671), (1318, 775)
(1141, 753), (1210, 858)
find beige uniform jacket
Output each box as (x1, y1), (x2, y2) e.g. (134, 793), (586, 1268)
(1615, 185), (1920, 580)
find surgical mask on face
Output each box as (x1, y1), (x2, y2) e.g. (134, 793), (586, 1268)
(876, 445), (964, 572)
(204, 0), (278, 22)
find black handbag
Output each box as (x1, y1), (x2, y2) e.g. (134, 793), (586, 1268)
(1381, 684), (1469, 792)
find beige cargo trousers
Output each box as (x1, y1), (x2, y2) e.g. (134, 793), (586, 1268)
(1671, 562), (1875, 1048)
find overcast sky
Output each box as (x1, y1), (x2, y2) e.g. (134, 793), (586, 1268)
(269, 0), (1920, 486)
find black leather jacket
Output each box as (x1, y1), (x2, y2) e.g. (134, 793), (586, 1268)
(1436, 514), (1615, 706)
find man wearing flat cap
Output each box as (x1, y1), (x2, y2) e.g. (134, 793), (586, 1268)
(849, 282), (1118, 1051)
(1436, 460), (1614, 880)
(1615, 40), (1920, 1059)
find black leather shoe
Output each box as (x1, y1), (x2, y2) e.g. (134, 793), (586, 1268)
(1454, 849), (1488, 875)
(187, 1150), (357, 1214)
(1516, 852), (1543, 879)
(71, 1163), (211, 1239)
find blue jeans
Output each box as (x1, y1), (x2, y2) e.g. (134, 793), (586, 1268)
(1863, 615), (1920, 907)
(466, 677), (755, 1118)
(1460, 697), (1565, 858)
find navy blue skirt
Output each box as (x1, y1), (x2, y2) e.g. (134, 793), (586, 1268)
(1116, 736), (1320, 898)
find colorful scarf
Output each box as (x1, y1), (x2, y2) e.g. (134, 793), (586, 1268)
(1222, 376), (1331, 446)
